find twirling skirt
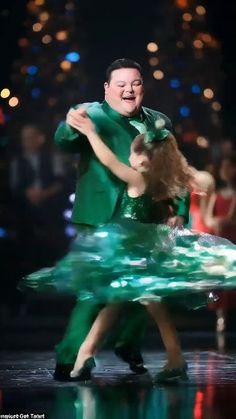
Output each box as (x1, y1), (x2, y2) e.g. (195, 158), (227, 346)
(18, 221), (236, 308)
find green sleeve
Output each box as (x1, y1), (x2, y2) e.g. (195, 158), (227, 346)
(172, 192), (190, 224)
(54, 121), (82, 153)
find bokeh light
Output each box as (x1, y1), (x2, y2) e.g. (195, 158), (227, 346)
(42, 34), (52, 44)
(65, 52), (80, 62)
(18, 38), (29, 48)
(147, 42), (159, 52)
(212, 101), (221, 111)
(193, 39), (204, 49)
(56, 31), (68, 41)
(191, 84), (201, 94)
(60, 60), (72, 71)
(182, 13), (192, 22)
(149, 57), (159, 66)
(9, 97), (19, 107)
(39, 12), (50, 22)
(196, 136), (209, 148)
(176, 0), (188, 8)
(153, 70), (164, 80)
(35, 0), (45, 5)
(179, 106), (190, 117)
(32, 23), (43, 32)
(203, 88), (214, 99)
(27, 65), (38, 75)
(196, 5), (206, 15)
(56, 73), (66, 82)
(31, 88), (41, 98)
(201, 33), (212, 43)
(0, 88), (11, 99)
(170, 79), (181, 88)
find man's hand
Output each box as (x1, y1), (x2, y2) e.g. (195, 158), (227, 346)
(166, 215), (185, 228)
(66, 108), (96, 136)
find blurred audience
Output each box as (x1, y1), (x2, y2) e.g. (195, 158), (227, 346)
(204, 153), (236, 345)
(205, 153), (236, 240)
(9, 123), (73, 266)
(0, 123), (74, 317)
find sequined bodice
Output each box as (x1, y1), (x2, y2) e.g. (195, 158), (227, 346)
(114, 189), (167, 224)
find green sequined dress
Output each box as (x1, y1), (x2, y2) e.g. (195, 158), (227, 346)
(19, 191), (236, 307)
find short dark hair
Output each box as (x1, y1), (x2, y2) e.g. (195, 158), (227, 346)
(105, 58), (143, 82)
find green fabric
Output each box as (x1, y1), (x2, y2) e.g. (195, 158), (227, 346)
(21, 191), (236, 307)
(22, 221), (236, 304)
(55, 301), (103, 363)
(55, 301), (147, 363)
(54, 101), (189, 225)
(50, 101), (189, 363)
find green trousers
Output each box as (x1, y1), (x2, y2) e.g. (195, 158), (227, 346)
(55, 300), (147, 364)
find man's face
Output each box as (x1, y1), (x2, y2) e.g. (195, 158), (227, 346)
(104, 68), (144, 116)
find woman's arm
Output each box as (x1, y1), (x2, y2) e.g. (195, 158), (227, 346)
(204, 192), (217, 228)
(73, 109), (144, 188)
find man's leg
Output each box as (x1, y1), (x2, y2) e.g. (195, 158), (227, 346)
(70, 304), (122, 377)
(70, 302), (148, 378)
(115, 302), (147, 347)
(55, 300), (148, 379)
(54, 299), (103, 379)
(113, 302), (148, 374)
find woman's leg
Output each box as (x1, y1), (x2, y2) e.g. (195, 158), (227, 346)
(145, 301), (185, 369)
(71, 304), (122, 375)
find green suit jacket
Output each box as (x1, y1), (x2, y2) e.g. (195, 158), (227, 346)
(54, 101), (189, 225)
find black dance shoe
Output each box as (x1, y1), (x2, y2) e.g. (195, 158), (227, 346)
(69, 357), (96, 381)
(154, 361), (188, 384)
(114, 345), (148, 374)
(53, 363), (75, 381)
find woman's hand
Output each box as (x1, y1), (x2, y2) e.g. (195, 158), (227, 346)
(66, 108), (96, 136)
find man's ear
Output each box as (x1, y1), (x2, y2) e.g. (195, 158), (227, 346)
(104, 82), (109, 91)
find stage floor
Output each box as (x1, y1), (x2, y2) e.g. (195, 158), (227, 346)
(0, 349), (236, 418)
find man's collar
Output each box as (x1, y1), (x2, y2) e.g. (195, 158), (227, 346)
(102, 101), (145, 123)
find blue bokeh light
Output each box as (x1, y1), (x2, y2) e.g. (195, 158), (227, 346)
(191, 84), (201, 94)
(65, 225), (77, 237)
(179, 106), (190, 117)
(32, 46), (41, 54)
(65, 52), (80, 62)
(31, 88), (41, 98)
(170, 78), (181, 88)
(0, 228), (7, 238)
(27, 65), (39, 75)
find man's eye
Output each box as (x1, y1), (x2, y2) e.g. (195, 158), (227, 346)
(133, 82), (142, 86)
(117, 84), (125, 87)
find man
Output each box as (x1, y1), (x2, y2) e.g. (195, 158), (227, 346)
(54, 58), (189, 380)
(10, 123), (68, 277)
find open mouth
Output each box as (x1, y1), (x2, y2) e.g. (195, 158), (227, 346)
(122, 96), (136, 103)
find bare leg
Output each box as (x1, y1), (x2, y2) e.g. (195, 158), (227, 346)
(216, 307), (226, 353)
(145, 301), (185, 369)
(71, 304), (122, 376)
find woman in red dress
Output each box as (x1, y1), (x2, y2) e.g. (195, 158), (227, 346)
(205, 153), (236, 340)
(190, 170), (215, 233)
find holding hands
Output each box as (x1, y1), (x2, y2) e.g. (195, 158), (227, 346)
(66, 108), (96, 136)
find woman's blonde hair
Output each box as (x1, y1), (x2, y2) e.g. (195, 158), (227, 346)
(132, 132), (191, 201)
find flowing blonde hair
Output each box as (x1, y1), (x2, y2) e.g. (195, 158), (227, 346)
(132, 133), (191, 201)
